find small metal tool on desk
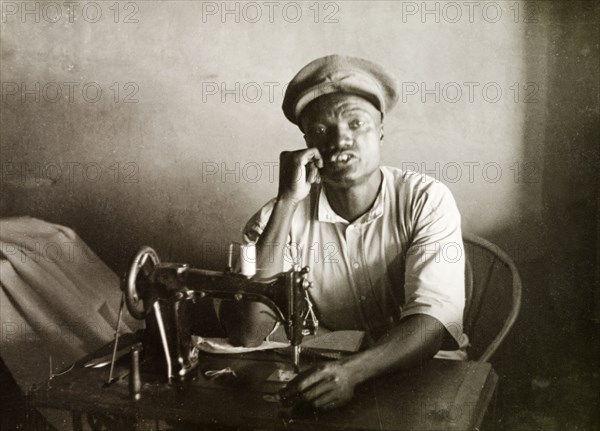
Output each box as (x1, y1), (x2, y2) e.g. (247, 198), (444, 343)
(129, 344), (142, 400)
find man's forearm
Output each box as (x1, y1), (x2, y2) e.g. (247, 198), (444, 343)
(341, 314), (445, 385)
(225, 148), (321, 346)
(255, 197), (299, 278)
(224, 197), (300, 346)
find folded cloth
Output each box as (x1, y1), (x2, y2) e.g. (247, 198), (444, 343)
(192, 335), (289, 354)
(193, 327), (367, 359)
(0, 216), (142, 390)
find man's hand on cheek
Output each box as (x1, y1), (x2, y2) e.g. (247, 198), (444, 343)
(279, 361), (357, 411)
(278, 148), (323, 204)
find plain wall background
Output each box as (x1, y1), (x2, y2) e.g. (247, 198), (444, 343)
(1, 1), (598, 423)
(2, 0), (556, 267)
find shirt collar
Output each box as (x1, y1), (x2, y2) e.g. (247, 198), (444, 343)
(317, 168), (387, 225)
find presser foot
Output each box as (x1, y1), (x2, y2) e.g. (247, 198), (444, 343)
(176, 348), (200, 381)
(177, 363), (199, 380)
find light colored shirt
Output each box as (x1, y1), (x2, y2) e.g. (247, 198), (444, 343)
(243, 166), (465, 348)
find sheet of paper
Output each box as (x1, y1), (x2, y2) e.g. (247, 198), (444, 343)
(192, 330), (365, 356)
(192, 335), (289, 354)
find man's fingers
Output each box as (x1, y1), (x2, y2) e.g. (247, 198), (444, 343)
(302, 380), (337, 402)
(299, 148), (323, 167)
(295, 368), (330, 393)
(312, 150), (324, 168)
(307, 163), (320, 184)
(312, 390), (340, 410)
(281, 148), (323, 174)
(280, 366), (326, 399)
(277, 147), (322, 202)
(279, 369), (313, 399)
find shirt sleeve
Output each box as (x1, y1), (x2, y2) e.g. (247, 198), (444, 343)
(242, 198), (277, 244)
(401, 181), (465, 347)
(241, 198), (295, 272)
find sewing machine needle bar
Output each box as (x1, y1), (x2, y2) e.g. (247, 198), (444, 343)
(293, 345), (300, 373)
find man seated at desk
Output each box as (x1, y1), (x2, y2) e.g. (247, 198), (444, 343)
(223, 55), (466, 411)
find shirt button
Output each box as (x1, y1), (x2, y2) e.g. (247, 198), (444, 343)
(353, 262), (359, 269)
(360, 295), (366, 301)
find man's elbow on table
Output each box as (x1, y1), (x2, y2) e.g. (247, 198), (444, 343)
(369, 314), (446, 372)
(219, 301), (277, 347)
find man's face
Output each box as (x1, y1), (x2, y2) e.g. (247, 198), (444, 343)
(300, 93), (383, 188)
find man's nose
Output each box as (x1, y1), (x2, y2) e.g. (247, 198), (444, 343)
(327, 126), (352, 150)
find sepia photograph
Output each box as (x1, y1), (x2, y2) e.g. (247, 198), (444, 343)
(1, 1), (598, 430)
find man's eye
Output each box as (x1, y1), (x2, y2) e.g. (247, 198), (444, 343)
(349, 120), (364, 129)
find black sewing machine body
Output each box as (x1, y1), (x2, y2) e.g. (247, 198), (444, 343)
(123, 247), (316, 381)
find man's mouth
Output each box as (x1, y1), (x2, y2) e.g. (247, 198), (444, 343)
(329, 151), (356, 165)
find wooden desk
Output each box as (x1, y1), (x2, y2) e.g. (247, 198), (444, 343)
(30, 342), (497, 431)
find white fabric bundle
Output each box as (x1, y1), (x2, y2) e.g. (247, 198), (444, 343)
(0, 216), (142, 390)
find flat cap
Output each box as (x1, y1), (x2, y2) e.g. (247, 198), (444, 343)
(282, 54), (399, 126)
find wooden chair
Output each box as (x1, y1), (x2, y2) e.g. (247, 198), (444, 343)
(463, 233), (522, 362)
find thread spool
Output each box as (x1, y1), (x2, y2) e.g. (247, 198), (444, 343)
(240, 243), (256, 277)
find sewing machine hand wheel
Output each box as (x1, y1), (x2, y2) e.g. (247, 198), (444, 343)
(125, 246), (160, 319)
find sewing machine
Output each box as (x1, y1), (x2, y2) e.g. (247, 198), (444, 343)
(120, 246), (318, 382)
(31, 245), (498, 430)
